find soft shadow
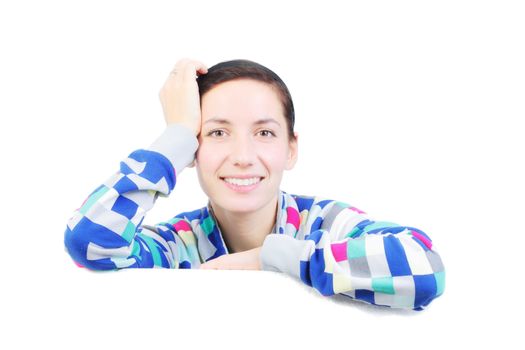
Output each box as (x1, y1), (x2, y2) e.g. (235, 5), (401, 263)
(326, 293), (421, 317)
(284, 274), (422, 316)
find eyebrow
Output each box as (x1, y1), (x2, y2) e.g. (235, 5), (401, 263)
(204, 117), (281, 127)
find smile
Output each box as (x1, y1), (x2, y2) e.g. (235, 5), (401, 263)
(220, 177), (264, 193)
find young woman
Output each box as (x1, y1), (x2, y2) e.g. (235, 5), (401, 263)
(64, 58), (445, 311)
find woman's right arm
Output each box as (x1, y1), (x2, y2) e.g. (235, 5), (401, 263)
(64, 59), (208, 271)
(64, 125), (198, 270)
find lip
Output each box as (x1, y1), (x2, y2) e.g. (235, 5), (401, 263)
(220, 175), (264, 179)
(220, 177), (263, 193)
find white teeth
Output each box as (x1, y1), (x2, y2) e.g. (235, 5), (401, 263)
(223, 177), (262, 186)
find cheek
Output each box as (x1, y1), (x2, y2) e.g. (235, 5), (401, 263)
(195, 145), (216, 173)
(259, 146), (289, 169)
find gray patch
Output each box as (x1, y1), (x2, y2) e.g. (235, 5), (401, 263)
(426, 250), (445, 272)
(141, 224), (159, 235)
(349, 256), (371, 278)
(321, 203), (346, 231)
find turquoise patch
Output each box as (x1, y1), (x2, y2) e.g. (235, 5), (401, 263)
(121, 221), (136, 243)
(363, 221), (401, 233)
(372, 277), (395, 294)
(79, 186), (109, 215)
(347, 239), (366, 259)
(435, 271), (446, 296)
(139, 234), (162, 267)
(347, 226), (361, 238)
(335, 201), (351, 208)
(131, 240), (141, 260)
(201, 215), (215, 235)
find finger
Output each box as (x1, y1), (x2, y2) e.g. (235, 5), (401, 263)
(183, 62), (207, 81)
(177, 58), (206, 72)
(196, 64), (208, 75)
(166, 59), (207, 86)
(200, 261), (216, 269)
(165, 58), (192, 83)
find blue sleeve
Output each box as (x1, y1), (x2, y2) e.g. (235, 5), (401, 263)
(260, 201), (446, 311)
(64, 124), (201, 271)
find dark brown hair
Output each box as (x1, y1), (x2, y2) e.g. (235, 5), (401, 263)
(196, 59), (296, 142)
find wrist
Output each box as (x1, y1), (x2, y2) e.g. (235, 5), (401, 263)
(148, 124), (199, 175)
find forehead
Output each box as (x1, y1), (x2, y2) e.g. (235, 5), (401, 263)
(201, 79), (284, 124)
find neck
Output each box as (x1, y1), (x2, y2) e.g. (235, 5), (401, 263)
(209, 193), (279, 254)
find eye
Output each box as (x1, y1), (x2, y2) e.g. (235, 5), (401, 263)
(207, 130), (225, 137)
(259, 130), (276, 137)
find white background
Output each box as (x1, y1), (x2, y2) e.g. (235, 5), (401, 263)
(1, 0), (523, 348)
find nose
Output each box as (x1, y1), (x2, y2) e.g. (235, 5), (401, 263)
(230, 134), (257, 167)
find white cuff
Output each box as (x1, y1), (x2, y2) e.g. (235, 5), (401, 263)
(260, 234), (315, 279)
(148, 124), (199, 176)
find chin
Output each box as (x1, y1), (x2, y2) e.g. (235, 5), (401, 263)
(215, 196), (264, 213)
(204, 177), (278, 213)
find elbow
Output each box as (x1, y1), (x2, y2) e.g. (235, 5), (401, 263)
(64, 225), (88, 268)
(64, 225), (116, 271)
(412, 264), (446, 311)
(406, 229), (446, 310)
(413, 272), (446, 310)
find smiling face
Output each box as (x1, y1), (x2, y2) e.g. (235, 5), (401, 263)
(194, 78), (298, 214)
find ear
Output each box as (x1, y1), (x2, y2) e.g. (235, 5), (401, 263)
(285, 132), (299, 170)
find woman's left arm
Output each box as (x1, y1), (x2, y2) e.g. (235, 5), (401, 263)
(259, 204), (446, 311)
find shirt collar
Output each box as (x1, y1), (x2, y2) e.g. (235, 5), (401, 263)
(204, 189), (300, 252)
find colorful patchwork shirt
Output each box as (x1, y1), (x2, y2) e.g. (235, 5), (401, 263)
(64, 124), (446, 311)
